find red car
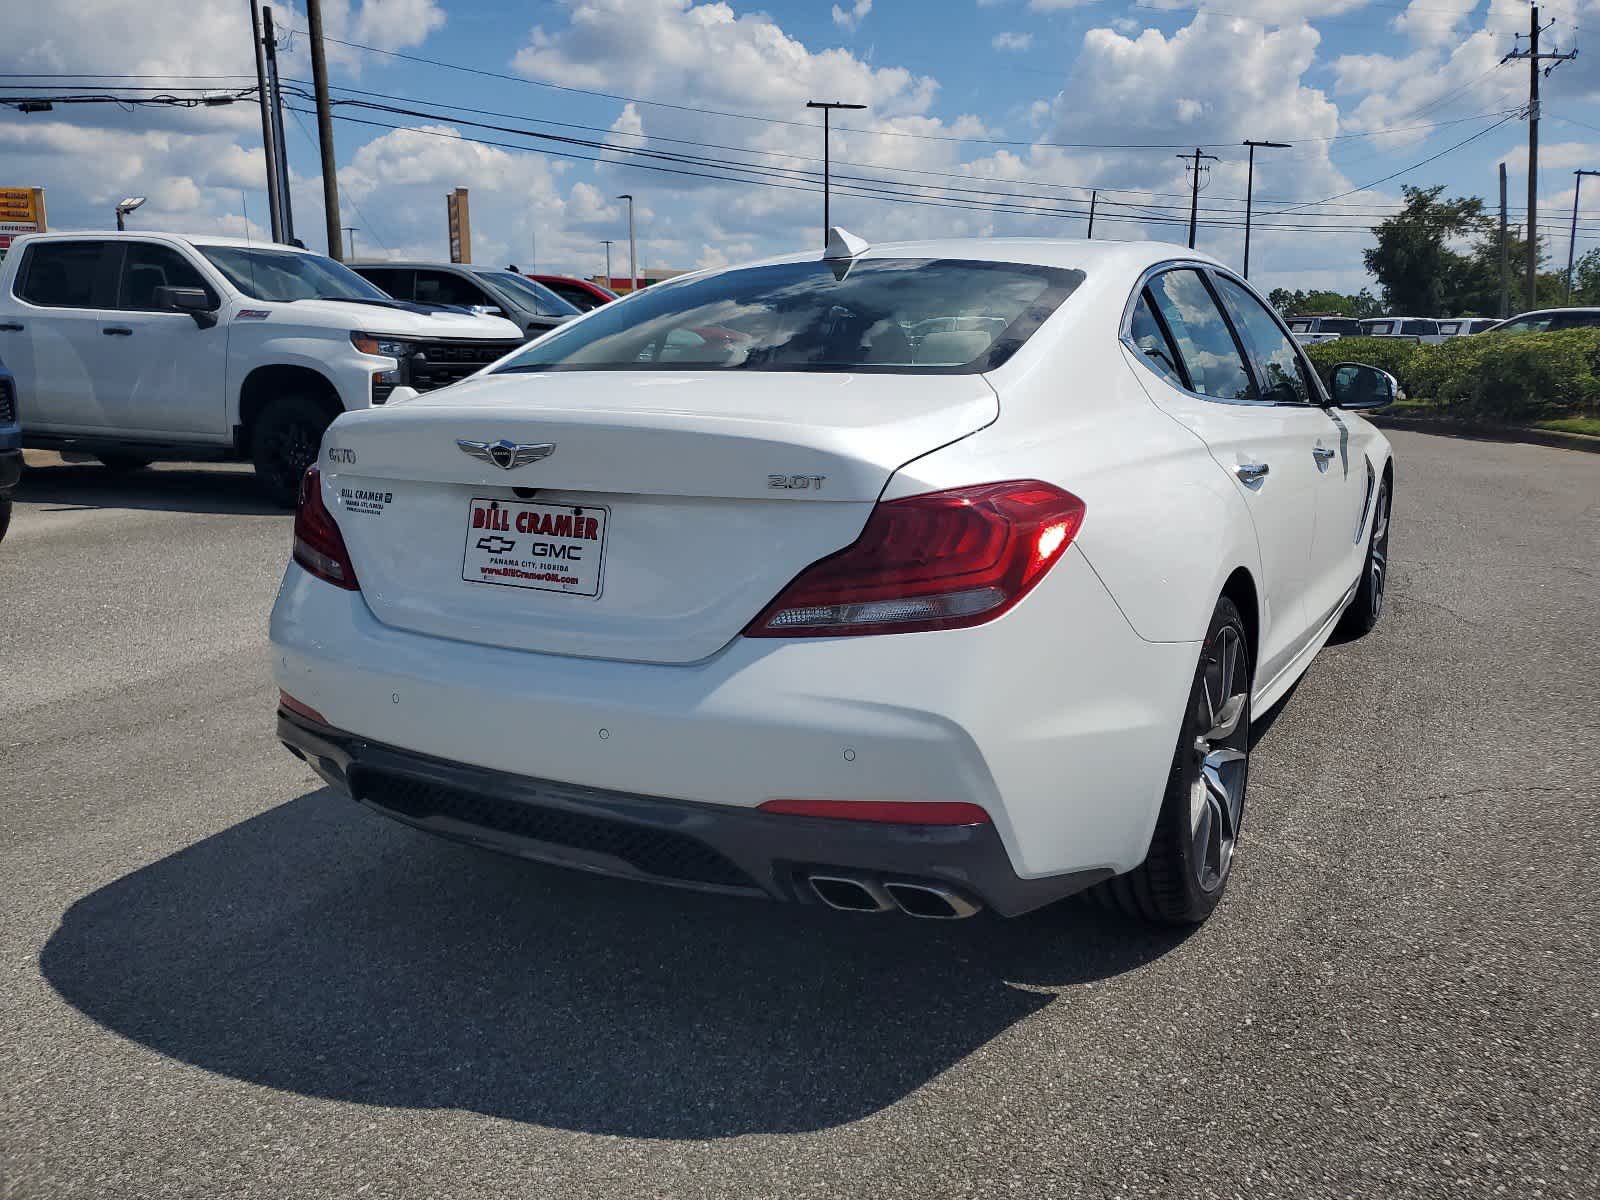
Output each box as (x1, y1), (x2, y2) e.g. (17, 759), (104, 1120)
(528, 274), (618, 312)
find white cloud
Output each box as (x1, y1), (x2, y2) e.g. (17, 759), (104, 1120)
(1392, 0), (1479, 47)
(831, 0), (872, 32)
(1028, 0), (1100, 11)
(992, 31), (1034, 51)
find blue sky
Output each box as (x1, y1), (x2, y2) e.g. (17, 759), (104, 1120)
(5, 0), (1600, 298)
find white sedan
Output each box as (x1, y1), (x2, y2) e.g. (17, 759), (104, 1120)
(269, 234), (1396, 927)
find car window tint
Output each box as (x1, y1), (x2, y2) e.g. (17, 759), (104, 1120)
(358, 268), (412, 300)
(546, 280), (600, 310)
(118, 243), (212, 310)
(1547, 312), (1600, 330)
(1128, 291), (1187, 389)
(1402, 319), (1435, 334)
(1287, 319), (1313, 333)
(414, 269), (489, 308)
(1325, 318), (1361, 335)
(1214, 275), (1313, 406)
(1366, 321), (1396, 335)
(16, 241), (107, 308)
(492, 258), (1084, 375)
(1144, 270), (1255, 400)
(1438, 322), (1460, 335)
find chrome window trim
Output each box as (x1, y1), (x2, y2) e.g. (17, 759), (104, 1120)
(1119, 259), (1329, 408)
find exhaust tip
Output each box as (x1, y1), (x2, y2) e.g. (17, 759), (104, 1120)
(808, 874), (893, 913)
(884, 881), (982, 920)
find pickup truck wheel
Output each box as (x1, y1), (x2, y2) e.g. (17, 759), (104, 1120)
(95, 454), (154, 472)
(252, 395), (333, 508)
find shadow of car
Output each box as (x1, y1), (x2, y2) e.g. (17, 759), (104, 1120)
(41, 787), (1190, 1138)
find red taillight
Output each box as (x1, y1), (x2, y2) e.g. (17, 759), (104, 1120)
(293, 465), (360, 590)
(744, 480), (1084, 637)
(278, 689), (330, 725)
(758, 799), (991, 825)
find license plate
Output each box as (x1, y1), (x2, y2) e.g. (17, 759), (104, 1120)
(461, 497), (608, 597)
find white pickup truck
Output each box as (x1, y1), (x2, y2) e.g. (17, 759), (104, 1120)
(0, 232), (525, 504)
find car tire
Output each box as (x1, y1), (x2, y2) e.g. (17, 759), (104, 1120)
(252, 395), (335, 508)
(1097, 595), (1252, 926)
(95, 454), (154, 472)
(0, 497), (11, 545)
(1337, 473), (1391, 638)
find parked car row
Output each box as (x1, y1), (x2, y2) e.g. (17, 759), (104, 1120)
(0, 232), (576, 504)
(1290, 307), (1600, 346)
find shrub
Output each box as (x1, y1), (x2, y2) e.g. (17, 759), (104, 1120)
(1306, 329), (1600, 423)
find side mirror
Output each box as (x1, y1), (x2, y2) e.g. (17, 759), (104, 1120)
(154, 285), (218, 330)
(1329, 362), (1402, 410)
(469, 304), (505, 318)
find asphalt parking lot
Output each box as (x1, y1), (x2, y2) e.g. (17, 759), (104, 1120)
(2, 430), (1597, 1200)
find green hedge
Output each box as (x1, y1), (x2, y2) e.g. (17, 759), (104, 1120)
(1304, 329), (1600, 424)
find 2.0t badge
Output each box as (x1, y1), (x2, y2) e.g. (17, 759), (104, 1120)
(457, 438), (557, 470)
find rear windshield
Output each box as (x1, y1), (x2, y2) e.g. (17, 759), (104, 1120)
(492, 257), (1084, 374)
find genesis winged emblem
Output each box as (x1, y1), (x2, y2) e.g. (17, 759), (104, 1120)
(456, 438), (557, 470)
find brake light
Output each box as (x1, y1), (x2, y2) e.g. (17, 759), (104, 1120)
(758, 799), (991, 825)
(744, 480), (1084, 637)
(293, 465), (360, 590)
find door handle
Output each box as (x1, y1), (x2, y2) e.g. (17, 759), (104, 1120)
(0, 321), (23, 332)
(1313, 446), (1336, 463)
(102, 326), (134, 336)
(1235, 462), (1270, 486)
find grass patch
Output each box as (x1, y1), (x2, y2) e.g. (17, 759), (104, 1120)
(1534, 416), (1600, 437)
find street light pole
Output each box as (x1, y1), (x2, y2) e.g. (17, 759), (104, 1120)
(806, 100), (866, 247)
(1241, 139), (1291, 280)
(1566, 169), (1600, 303)
(601, 239), (614, 289)
(248, 0), (284, 242)
(616, 194), (636, 293)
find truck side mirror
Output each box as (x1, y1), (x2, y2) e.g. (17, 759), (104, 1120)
(154, 285), (219, 330)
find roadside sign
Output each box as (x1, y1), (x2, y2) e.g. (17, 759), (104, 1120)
(0, 187), (45, 261)
(446, 187), (471, 264)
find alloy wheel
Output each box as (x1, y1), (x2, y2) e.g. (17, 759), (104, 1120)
(1368, 481), (1391, 618)
(1189, 624), (1249, 893)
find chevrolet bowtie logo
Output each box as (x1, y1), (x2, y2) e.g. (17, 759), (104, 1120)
(475, 535), (516, 554)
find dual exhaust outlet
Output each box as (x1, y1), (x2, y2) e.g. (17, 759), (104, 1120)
(806, 873), (982, 920)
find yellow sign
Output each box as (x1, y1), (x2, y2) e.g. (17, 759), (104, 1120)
(0, 187), (47, 237)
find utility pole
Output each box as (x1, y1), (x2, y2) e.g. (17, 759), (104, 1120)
(1566, 169), (1600, 302)
(306, 0), (343, 259)
(617, 194), (637, 293)
(601, 239), (614, 288)
(1178, 147), (1220, 249)
(1241, 139), (1291, 279)
(1500, 162), (1511, 318)
(249, 0), (284, 242)
(342, 226), (358, 259)
(805, 100), (867, 247)
(1086, 190), (1097, 239)
(1503, 5), (1576, 308)
(261, 6), (295, 244)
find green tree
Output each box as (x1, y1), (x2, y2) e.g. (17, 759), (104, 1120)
(1364, 185), (1487, 313)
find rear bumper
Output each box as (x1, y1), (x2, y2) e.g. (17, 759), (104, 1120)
(279, 707), (1108, 916)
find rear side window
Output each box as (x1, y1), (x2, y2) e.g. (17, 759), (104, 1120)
(1324, 318), (1361, 335)
(357, 267), (414, 300)
(1401, 319), (1436, 335)
(1144, 270), (1254, 400)
(16, 241), (111, 308)
(1438, 321), (1461, 335)
(1547, 311), (1600, 330)
(1213, 275), (1314, 406)
(1128, 292), (1187, 388)
(414, 269), (489, 309)
(1287, 319), (1313, 333)
(118, 243), (215, 310)
(492, 258), (1084, 375)
(1366, 321), (1397, 336)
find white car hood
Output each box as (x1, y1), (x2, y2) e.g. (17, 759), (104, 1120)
(270, 299), (523, 340)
